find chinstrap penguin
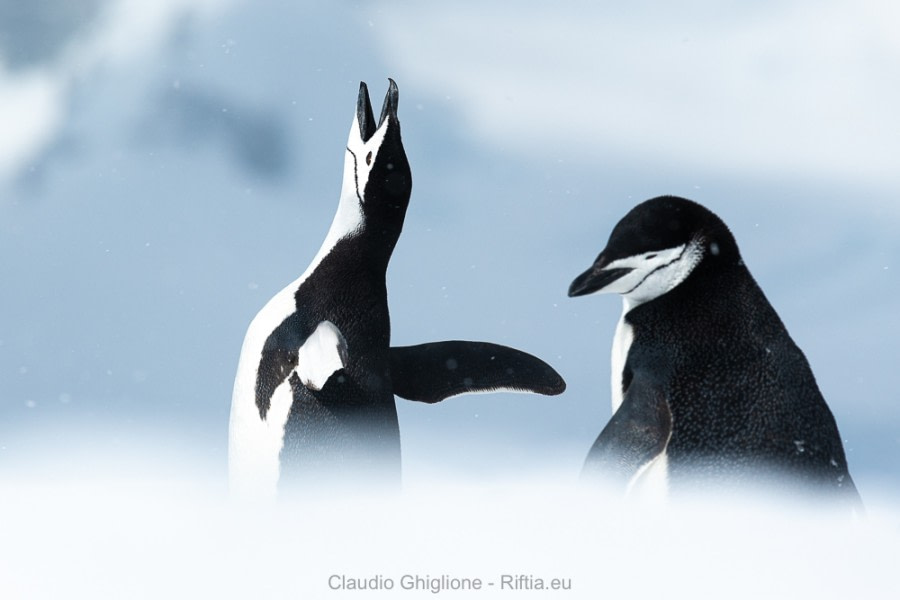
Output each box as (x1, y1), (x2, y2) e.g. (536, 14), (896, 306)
(568, 195), (861, 508)
(229, 80), (565, 497)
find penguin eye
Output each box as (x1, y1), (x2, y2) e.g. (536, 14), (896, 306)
(366, 151), (373, 166)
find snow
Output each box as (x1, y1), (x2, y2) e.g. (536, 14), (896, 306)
(1, 449), (899, 599)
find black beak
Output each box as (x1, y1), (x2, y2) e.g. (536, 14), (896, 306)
(568, 262), (633, 297)
(357, 82), (377, 143)
(357, 79), (399, 143)
(379, 78), (399, 128)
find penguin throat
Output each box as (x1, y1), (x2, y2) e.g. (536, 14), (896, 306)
(328, 194), (365, 244)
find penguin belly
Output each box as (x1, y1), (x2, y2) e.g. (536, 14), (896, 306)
(279, 357), (401, 488)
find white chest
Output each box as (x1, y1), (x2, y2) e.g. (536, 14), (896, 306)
(609, 300), (670, 503)
(609, 302), (634, 414)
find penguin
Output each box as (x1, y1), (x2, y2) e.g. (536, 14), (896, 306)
(229, 80), (565, 497)
(568, 195), (861, 507)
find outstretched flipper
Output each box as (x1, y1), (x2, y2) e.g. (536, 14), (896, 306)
(581, 374), (672, 488)
(390, 341), (565, 403)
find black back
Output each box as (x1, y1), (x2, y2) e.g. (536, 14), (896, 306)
(588, 197), (861, 505)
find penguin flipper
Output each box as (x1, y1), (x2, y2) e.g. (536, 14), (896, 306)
(390, 341), (566, 403)
(581, 376), (672, 487)
(296, 320), (349, 391)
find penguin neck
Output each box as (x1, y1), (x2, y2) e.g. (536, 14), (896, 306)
(623, 240), (742, 313)
(333, 188), (364, 229)
(311, 192), (402, 275)
(302, 194), (363, 276)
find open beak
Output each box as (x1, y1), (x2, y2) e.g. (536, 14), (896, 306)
(357, 79), (399, 143)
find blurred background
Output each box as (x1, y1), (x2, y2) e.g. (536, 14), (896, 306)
(1, 0), (898, 497)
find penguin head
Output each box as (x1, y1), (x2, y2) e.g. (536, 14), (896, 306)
(339, 79), (412, 236)
(568, 196), (739, 307)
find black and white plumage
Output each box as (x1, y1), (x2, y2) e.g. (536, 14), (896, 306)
(568, 196), (861, 507)
(229, 81), (565, 497)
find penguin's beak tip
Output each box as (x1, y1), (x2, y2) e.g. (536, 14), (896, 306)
(568, 266), (632, 297)
(379, 78), (399, 127)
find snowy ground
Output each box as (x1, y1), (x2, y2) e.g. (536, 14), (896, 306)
(2, 431), (899, 599)
(3, 460), (899, 599)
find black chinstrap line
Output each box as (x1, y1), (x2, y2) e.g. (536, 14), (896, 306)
(347, 146), (363, 204)
(623, 244), (690, 296)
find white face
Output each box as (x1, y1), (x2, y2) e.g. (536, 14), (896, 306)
(324, 112), (392, 246)
(340, 113), (391, 205)
(596, 240), (704, 308)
